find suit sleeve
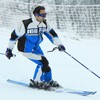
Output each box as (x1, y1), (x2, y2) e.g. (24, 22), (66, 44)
(44, 22), (62, 46)
(7, 22), (25, 50)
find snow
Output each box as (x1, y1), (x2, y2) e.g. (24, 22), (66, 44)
(0, 27), (100, 100)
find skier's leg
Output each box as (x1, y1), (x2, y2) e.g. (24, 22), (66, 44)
(33, 65), (43, 82)
(32, 57), (60, 87)
(21, 46), (52, 82)
(39, 56), (52, 82)
(21, 52), (43, 81)
(21, 51), (59, 88)
(29, 56), (52, 82)
(32, 46), (52, 82)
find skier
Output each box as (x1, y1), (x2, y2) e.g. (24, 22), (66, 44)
(5, 6), (66, 90)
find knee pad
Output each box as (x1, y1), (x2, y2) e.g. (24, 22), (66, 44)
(42, 66), (51, 72)
(39, 56), (51, 72)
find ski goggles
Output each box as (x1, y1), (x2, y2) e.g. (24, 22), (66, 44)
(36, 13), (47, 18)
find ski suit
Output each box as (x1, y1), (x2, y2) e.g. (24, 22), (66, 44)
(7, 15), (62, 82)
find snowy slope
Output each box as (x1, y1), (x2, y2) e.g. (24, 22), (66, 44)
(0, 28), (100, 100)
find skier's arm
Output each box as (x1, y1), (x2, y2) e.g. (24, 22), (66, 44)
(6, 22), (25, 59)
(8, 22), (25, 50)
(44, 29), (62, 46)
(44, 22), (65, 51)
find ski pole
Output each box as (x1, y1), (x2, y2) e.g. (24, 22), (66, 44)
(63, 51), (100, 79)
(48, 47), (100, 79)
(0, 53), (16, 57)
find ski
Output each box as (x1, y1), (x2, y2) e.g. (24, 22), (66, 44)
(7, 79), (97, 96)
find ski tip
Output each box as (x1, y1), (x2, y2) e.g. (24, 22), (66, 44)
(7, 79), (12, 82)
(84, 91), (97, 96)
(91, 91), (97, 95)
(6, 79), (15, 83)
(7, 79), (10, 82)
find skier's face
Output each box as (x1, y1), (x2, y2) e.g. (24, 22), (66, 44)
(35, 10), (47, 22)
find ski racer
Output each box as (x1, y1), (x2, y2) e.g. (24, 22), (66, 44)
(5, 6), (66, 90)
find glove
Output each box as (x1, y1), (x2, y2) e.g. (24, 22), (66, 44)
(6, 48), (13, 59)
(58, 45), (66, 51)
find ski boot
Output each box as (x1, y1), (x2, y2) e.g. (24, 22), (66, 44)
(30, 79), (51, 90)
(48, 80), (61, 88)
